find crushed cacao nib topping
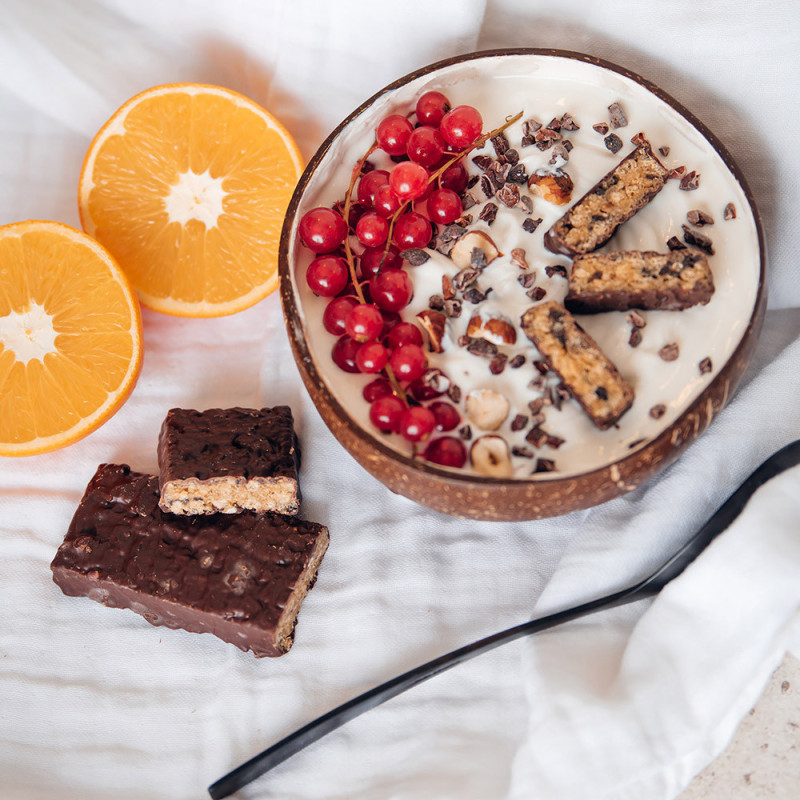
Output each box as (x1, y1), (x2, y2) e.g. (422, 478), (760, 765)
(444, 298), (463, 318)
(525, 427), (546, 447)
(510, 414), (528, 432)
(699, 356), (713, 375)
(535, 127), (560, 143)
(682, 224), (714, 255)
(593, 122), (610, 135)
(457, 334), (470, 347)
(630, 131), (648, 147)
(472, 154), (494, 171)
(491, 132), (510, 157)
(519, 195), (534, 215)
(544, 264), (568, 279)
(529, 411), (546, 428)
(724, 202), (737, 220)
(402, 248), (430, 266)
(528, 398), (545, 415)
(466, 174), (480, 189)
(461, 193), (478, 211)
(507, 163), (528, 184)
(464, 286), (491, 304)
(489, 354), (508, 374)
(466, 337), (498, 358)
(480, 174), (496, 198)
(470, 247), (488, 270)
(659, 342), (680, 362)
(658, 145), (670, 157)
(546, 117), (562, 131)
(555, 384), (572, 407)
(680, 170), (701, 191)
(442, 274), (455, 300)
(517, 272), (537, 290)
(419, 368), (450, 395)
(522, 217), (543, 234)
(360, 159), (376, 175)
(604, 133), (623, 154)
(546, 434), (565, 450)
(504, 148), (520, 165)
(666, 235), (687, 251)
(479, 202), (498, 225)
(563, 140), (574, 153)
(608, 102), (628, 128)
(628, 437), (646, 449)
(629, 328), (643, 348)
(687, 209), (714, 227)
(497, 183), (520, 207)
(549, 143), (571, 165)
(512, 445), (534, 459)
(434, 224), (466, 255)
(533, 360), (550, 376)
(448, 384), (462, 403)
(627, 310), (647, 328)
(521, 133), (536, 148)
(458, 424), (472, 441)
(522, 118), (542, 136)
(560, 112), (580, 131)
(528, 375), (546, 392)
(533, 458), (557, 473)
(510, 248), (529, 269)
(649, 404), (667, 420)
(528, 286), (547, 301)
(453, 267), (480, 291)
(489, 160), (511, 184)
(455, 213), (473, 227)
(428, 294), (445, 311)
(509, 354), (526, 369)
(668, 165), (686, 180)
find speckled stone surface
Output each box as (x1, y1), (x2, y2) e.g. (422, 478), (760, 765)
(680, 653), (800, 799)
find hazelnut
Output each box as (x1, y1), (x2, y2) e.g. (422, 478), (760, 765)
(528, 171), (574, 206)
(470, 435), (513, 478)
(449, 230), (502, 270)
(466, 314), (517, 345)
(416, 309), (447, 353)
(465, 389), (510, 431)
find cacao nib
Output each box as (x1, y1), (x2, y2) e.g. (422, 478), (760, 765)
(522, 118), (542, 136)
(629, 328), (643, 348)
(522, 217), (543, 234)
(507, 163), (528, 184)
(442, 274), (455, 300)
(479, 202), (498, 225)
(466, 338), (498, 358)
(510, 248), (529, 269)
(472, 154), (494, 170)
(461, 193), (478, 211)
(666, 236), (686, 251)
(630, 131), (648, 147)
(528, 286), (547, 301)
(699, 356), (713, 375)
(519, 195), (534, 215)
(466, 175), (480, 189)
(679, 170), (700, 190)
(668, 165), (687, 180)
(723, 202), (737, 220)
(659, 342), (680, 362)
(497, 183), (520, 207)
(534, 458), (557, 473)
(560, 112), (580, 130)
(453, 267), (480, 291)
(443, 298), (463, 318)
(533, 360), (549, 375)
(627, 310), (646, 328)
(608, 101), (628, 128)
(480, 174), (495, 198)
(402, 248), (430, 266)
(687, 209), (714, 227)
(544, 264), (568, 279)
(512, 446), (534, 459)
(504, 148), (520, 165)
(489, 354), (508, 374)
(525, 427), (546, 447)
(517, 272), (537, 290)
(592, 122), (609, 135)
(458, 424), (472, 440)
(464, 286), (490, 304)
(604, 133), (623, 153)
(528, 375), (546, 392)
(658, 145), (670, 157)
(448, 384), (462, 403)
(682, 224), (714, 255)
(649, 404), (667, 419)
(491, 132), (509, 156)
(509, 354), (526, 369)
(470, 247), (488, 270)
(510, 414), (528, 432)
(528, 398), (544, 415)
(429, 294), (445, 311)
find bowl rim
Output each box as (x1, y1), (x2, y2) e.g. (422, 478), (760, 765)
(278, 47), (767, 489)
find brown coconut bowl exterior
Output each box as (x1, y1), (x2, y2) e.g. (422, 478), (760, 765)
(279, 48), (767, 522)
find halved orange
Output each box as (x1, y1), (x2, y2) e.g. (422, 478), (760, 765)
(0, 220), (142, 456)
(78, 83), (304, 317)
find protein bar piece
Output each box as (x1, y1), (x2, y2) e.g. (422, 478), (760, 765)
(565, 249), (715, 313)
(158, 406), (300, 515)
(544, 141), (669, 256)
(520, 302), (634, 429)
(51, 464), (328, 658)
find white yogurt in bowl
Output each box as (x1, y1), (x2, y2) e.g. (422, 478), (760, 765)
(282, 51), (764, 490)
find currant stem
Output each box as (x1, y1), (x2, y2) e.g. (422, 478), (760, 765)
(343, 145), (378, 304)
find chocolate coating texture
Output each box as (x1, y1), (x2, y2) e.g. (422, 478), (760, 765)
(158, 406), (300, 482)
(51, 464), (328, 657)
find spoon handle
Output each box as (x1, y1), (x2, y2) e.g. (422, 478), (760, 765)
(208, 439), (800, 800)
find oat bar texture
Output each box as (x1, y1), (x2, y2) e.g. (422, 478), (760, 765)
(521, 301), (634, 429)
(158, 406), (300, 515)
(565, 249), (715, 313)
(544, 141), (669, 256)
(50, 464), (329, 658)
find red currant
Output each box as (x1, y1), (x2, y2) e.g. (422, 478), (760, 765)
(355, 212), (389, 247)
(355, 341), (389, 373)
(331, 336), (361, 373)
(389, 343), (427, 383)
(357, 170), (389, 209)
(389, 161), (430, 200)
(363, 376), (393, 403)
(439, 105), (483, 149)
(406, 126), (445, 168)
(374, 184), (402, 218)
(306, 255), (349, 297)
(415, 91), (451, 127)
(369, 394), (405, 433)
(427, 188), (463, 225)
(370, 269), (413, 312)
(393, 212), (431, 249)
(298, 207), (347, 253)
(439, 162), (468, 194)
(408, 372), (446, 402)
(429, 401), (461, 431)
(380, 308), (403, 337)
(322, 295), (359, 336)
(345, 303), (383, 342)
(359, 245), (402, 279)
(385, 321), (423, 350)
(398, 406), (436, 442)
(424, 436), (467, 468)
(376, 115), (413, 156)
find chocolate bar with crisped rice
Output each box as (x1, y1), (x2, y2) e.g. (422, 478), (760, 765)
(565, 249), (715, 313)
(51, 464), (328, 658)
(520, 301), (634, 430)
(158, 406), (300, 516)
(544, 141), (669, 256)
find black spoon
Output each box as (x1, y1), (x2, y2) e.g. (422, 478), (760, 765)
(209, 439), (800, 800)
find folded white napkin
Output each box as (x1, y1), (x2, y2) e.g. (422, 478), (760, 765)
(0, 2), (799, 799)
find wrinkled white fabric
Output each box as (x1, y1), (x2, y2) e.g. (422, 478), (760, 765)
(0, 2), (798, 799)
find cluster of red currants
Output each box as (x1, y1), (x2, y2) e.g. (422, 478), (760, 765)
(296, 91), (487, 469)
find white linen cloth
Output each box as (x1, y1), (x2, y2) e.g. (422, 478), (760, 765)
(1, 2), (799, 798)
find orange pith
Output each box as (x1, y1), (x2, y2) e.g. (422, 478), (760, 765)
(0, 220), (142, 456)
(78, 83), (304, 317)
